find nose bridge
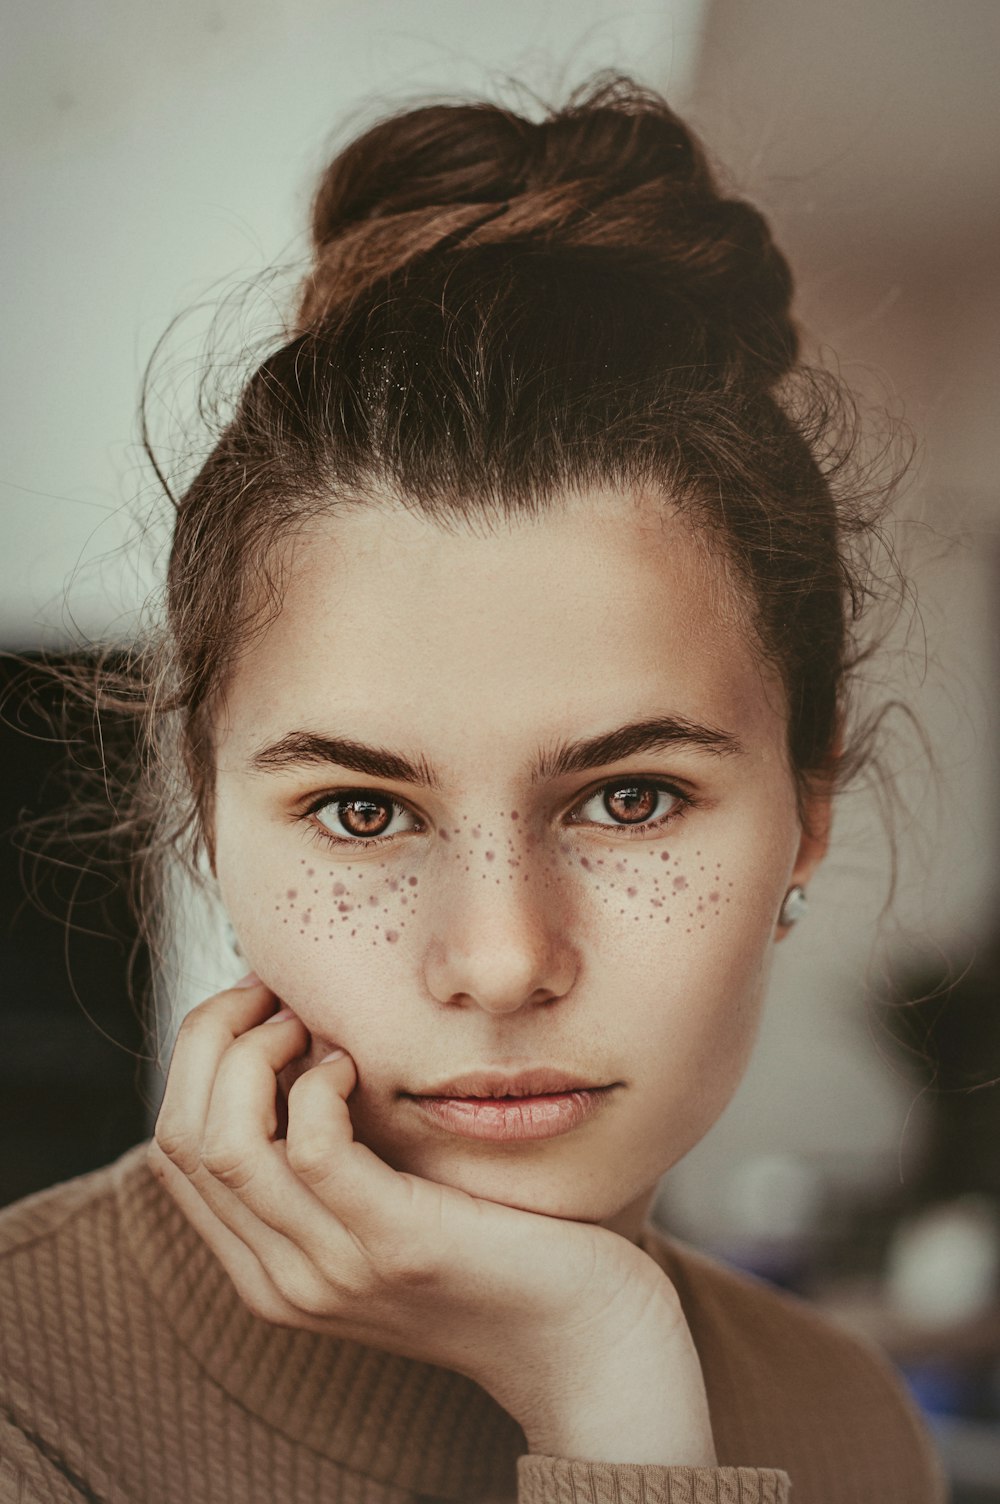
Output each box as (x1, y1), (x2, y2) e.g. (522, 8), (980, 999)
(422, 816), (576, 1013)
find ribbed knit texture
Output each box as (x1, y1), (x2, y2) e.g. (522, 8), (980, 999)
(0, 1144), (948, 1503)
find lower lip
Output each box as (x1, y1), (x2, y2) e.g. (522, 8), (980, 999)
(406, 1088), (614, 1141)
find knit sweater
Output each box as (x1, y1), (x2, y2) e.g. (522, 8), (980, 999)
(0, 1143), (947, 1504)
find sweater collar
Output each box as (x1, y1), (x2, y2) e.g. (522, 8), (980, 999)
(114, 1141), (668, 1501)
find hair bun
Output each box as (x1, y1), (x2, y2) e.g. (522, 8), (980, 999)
(296, 74), (798, 386)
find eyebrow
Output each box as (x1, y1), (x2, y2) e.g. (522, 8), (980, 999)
(246, 715), (744, 787)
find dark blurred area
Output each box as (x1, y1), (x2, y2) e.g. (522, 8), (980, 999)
(0, 653), (149, 1208)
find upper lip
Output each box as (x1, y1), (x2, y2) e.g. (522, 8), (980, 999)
(408, 1068), (609, 1098)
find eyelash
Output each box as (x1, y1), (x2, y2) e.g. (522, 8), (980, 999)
(300, 779), (693, 851)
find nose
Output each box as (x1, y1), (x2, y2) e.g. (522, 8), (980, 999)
(422, 843), (578, 1015)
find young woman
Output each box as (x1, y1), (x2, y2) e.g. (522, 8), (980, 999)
(0, 74), (947, 1503)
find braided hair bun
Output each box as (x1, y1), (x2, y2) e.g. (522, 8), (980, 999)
(296, 75), (797, 389)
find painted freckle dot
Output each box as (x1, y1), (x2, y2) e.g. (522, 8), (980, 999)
(440, 829), (450, 842)
(338, 901), (352, 913)
(333, 882), (346, 896)
(408, 876), (418, 887)
(659, 852), (670, 862)
(511, 811), (519, 821)
(486, 851), (495, 861)
(287, 888), (298, 900)
(627, 887), (637, 898)
(673, 875), (688, 891)
(307, 869), (315, 878)
(580, 857), (592, 871)
(385, 930), (399, 943)
(710, 891), (720, 903)
(472, 827), (481, 839)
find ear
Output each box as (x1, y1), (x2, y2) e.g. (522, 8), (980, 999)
(775, 748), (838, 942)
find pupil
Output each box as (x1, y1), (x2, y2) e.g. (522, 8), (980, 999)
(606, 783), (656, 823)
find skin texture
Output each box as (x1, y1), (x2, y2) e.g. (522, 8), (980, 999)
(209, 488), (829, 1243)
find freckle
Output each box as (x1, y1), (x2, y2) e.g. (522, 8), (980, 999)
(651, 898), (662, 907)
(287, 888), (298, 899)
(301, 911), (311, 925)
(709, 891), (720, 903)
(673, 875), (687, 891)
(659, 852), (670, 862)
(408, 876), (418, 886)
(350, 928), (356, 936)
(368, 893), (379, 905)
(627, 887), (637, 897)
(471, 827), (481, 838)
(338, 901), (352, 912)
(307, 868), (315, 877)
(511, 811), (519, 820)
(580, 856), (592, 871)
(331, 883), (344, 899)
(486, 850), (495, 861)
(385, 930), (399, 943)
(616, 861), (627, 873)
(440, 829), (450, 842)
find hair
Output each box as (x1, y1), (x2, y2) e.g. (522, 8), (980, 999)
(16, 71), (908, 1044)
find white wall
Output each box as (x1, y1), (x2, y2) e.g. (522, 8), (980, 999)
(1, 0), (705, 646)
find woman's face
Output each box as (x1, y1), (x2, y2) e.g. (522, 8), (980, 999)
(211, 490), (828, 1240)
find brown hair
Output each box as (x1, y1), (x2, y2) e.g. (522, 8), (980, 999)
(28, 72), (905, 1021)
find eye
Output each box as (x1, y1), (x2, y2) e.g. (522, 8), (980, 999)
(568, 779), (688, 838)
(305, 789), (421, 848)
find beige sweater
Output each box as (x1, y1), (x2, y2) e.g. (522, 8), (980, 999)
(0, 1143), (947, 1503)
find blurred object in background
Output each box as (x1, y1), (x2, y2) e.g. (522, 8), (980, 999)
(0, 653), (150, 1206)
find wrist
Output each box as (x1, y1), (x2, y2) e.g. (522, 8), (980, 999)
(520, 1293), (717, 1467)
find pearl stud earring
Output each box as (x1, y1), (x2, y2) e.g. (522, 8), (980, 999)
(779, 885), (808, 927)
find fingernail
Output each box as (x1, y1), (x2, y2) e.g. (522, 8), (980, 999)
(266, 1006), (295, 1025)
(234, 972), (263, 988)
(320, 1048), (346, 1064)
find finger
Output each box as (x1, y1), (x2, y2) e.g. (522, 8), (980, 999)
(147, 1139), (326, 1330)
(154, 978), (278, 1174)
(195, 1012), (383, 1284)
(284, 1052), (418, 1251)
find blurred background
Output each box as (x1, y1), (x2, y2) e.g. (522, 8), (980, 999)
(2, 1), (998, 1496)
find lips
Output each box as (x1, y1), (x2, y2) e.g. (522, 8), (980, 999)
(407, 1067), (607, 1099)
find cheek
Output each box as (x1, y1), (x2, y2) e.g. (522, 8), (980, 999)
(219, 852), (419, 1040)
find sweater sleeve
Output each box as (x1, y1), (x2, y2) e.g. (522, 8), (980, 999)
(516, 1456), (790, 1502)
(0, 1415), (91, 1504)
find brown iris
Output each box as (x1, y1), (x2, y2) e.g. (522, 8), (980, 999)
(330, 794), (393, 837)
(603, 782), (658, 824)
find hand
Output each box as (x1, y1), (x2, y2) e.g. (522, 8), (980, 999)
(150, 978), (716, 1464)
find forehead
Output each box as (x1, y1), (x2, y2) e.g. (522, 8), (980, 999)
(216, 489), (785, 766)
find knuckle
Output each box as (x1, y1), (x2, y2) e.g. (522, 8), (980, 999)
(376, 1231), (441, 1289)
(284, 1129), (331, 1183)
(200, 1139), (255, 1191)
(152, 1121), (200, 1177)
(268, 1261), (337, 1319)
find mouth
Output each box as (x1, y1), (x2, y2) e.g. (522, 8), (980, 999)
(402, 1074), (618, 1143)
(407, 1067), (611, 1099)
